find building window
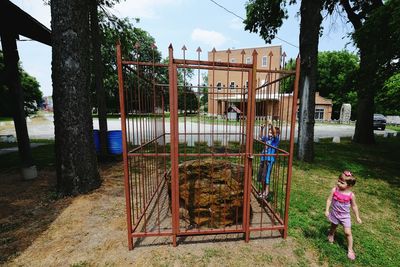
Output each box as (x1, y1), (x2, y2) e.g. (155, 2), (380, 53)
(315, 108), (324, 120)
(262, 56), (267, 67)
(230, 81), (235, 89)
(217, 82), (222, 91)
(246, 57), (251, 64)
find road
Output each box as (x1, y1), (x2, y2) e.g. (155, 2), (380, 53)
(0, 113), (396, 143)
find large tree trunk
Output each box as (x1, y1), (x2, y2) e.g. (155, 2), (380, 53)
(297, 0), (323, 162)
(1, 33), (34, 170)
(90, 0), (108, 158)
(353, 51), (375, 143)
(51, 0), (100, 195)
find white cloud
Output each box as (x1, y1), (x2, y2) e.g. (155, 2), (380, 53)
(113, 0), (183, 19)
(229, 18), (244, 30)
(191, 28), (228, 49)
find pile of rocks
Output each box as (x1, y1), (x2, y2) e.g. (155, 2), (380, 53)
(167, 158), (249, 228)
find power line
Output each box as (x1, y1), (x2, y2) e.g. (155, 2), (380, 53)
(209, 0), (245, 21)
(209, 0), (299, 49)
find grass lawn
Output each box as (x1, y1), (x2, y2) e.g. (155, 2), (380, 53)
(0, 142), (55, 172)
(0, 117), (13, 122)
(289, 136), (400, 266)
(387, 125), (400, 132)
(1, 136), (399, 266)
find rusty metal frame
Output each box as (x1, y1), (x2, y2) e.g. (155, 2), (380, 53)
(116, 42), (300, 250)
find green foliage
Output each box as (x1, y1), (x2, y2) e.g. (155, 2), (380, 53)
(98, 14), (162, 113)
(0, 51), (43, 117)
(376, 73), (400, 115)
(244, 0), (292, 43)
(317, 51), (359, 119)
(282, 51), (359, 119)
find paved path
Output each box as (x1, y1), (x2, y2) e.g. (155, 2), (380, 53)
(0, 113), (396, 144)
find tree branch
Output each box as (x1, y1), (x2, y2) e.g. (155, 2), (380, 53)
(340, 0), (362, 30)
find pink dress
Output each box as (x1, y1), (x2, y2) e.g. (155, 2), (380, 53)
(328, 187), (353, 228)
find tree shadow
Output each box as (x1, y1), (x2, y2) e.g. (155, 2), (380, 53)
(0, 168), (73, 263)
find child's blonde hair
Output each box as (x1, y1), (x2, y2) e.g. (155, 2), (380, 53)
(340, 170), (356, 186)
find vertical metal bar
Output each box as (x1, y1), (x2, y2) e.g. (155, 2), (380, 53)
(116, 42), (133, 250)
(283, 56), (300, 238)
(244, 50), (258, 242)
(168, 45), (179, 246)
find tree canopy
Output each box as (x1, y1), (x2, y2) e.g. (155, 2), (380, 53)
(98, 14), (162, 113)
(376, 73), (400, 116)
(0, 51), (43, 117)
(317, 51), (359, 119)
(330, 0), (400, 143)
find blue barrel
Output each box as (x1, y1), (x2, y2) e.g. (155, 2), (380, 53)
(107, 130), (123, 155)
(93, 129), (100, 153)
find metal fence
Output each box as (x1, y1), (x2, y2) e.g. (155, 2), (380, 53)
(116, 42), (300, 250)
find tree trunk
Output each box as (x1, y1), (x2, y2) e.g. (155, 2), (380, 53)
(1, 33), (34, 169)
(90, 0), (108, 158)
(353, 51), (375, 144)
(297, 0), (323, 162)
(51, 0), (100, 195)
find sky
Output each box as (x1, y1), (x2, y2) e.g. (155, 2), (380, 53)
(8, 0), (356, 97)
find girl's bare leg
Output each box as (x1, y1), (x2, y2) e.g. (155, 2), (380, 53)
(328, 223), (338, 243)
(344, 227), (353, 252)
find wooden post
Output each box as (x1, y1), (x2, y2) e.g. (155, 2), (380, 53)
(1, 32), (36, 179)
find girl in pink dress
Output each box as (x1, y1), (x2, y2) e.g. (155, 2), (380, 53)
(325, 170), (362, 260)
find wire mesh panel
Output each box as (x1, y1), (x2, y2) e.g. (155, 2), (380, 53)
(117, 43), (300, 250)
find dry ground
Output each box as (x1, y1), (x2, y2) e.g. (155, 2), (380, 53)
(1, 163), (324, 267)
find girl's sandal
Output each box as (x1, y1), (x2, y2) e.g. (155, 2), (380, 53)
(327, 234), (334, 244)
(347, 251), (356, 261)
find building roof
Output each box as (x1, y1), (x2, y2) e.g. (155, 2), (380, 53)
(315, 92), (333, 105)
(0, 0), (51, 46)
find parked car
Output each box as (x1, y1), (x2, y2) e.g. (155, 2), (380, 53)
(373, 114), (386, 130)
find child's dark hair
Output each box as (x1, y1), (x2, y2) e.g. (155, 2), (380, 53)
(340, 170), (356, 186)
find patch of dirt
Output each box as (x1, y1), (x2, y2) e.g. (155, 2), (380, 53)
(1, 163), (324, 266)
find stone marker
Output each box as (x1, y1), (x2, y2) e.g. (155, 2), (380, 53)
(333, 136), (341, 143)
(339, 104), (351, 124)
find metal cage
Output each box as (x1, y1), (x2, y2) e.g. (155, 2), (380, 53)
(116, 43), (300, 250)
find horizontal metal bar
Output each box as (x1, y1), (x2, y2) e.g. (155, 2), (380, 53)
(256, 69), (296, 74)
(253, 152), (289, 157)
(249, 225), (285, 232)
(174, 58), (252, 69)
(177, 228), (244, 236)
(128, 153), (245, 157)
(131, 231), (173, 238)
(122, 61), (168, 67)
(177, 64), (251, 72)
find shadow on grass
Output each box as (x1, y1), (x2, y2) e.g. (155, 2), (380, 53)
(294, 137), (400, 206)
